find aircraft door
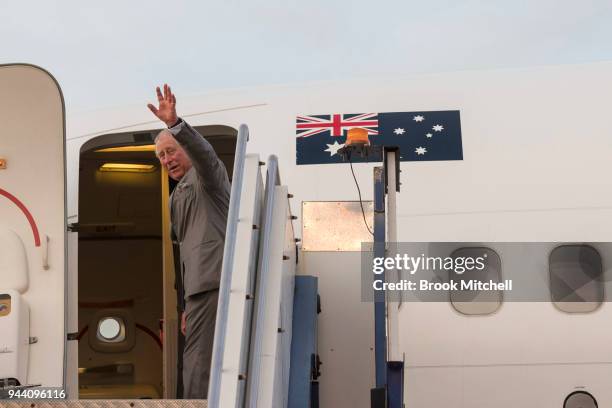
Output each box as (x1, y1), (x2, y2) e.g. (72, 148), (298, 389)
(0, 65), (66, 389)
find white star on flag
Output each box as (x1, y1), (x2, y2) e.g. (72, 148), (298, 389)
(432, 124), (444, 132)
(426, 133), (433, 138)
(415, 146), (427, 155)
(413, 115), (425, 122)
(393, 128), (405, 135)
(324, 141), (345, 156)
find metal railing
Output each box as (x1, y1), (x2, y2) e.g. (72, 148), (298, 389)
(207, 124), (249, 407)
(245, 155), (280, 407)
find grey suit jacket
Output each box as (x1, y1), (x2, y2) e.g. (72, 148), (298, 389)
(169, 120), (230, 299)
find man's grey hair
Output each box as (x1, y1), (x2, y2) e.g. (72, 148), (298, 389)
(154, 129), (173, 143)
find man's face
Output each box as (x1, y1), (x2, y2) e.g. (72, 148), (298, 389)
(155, 131), (192, 181)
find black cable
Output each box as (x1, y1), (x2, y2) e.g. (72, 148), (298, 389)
(348, 153), (374, 236)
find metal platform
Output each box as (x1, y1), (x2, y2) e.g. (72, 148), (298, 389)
(2, 401), (207, 408)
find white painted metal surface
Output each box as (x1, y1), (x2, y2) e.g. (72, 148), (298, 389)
(396, 243), (612, 406)
(0, 289), (29, 385)
(0, 229), (29, 292)
(0, 64), (66, 389)
(385, 151), (401, 362)
(277, 189), (297, 408)
(65, 232), (78, 398)
(251, 185), (296, 408)
(218, 155), (264, 408)
(299, 252), (375, 408)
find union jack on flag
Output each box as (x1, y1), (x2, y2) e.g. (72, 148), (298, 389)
(296, 110), (463, 165)
(296, 113), (379, 138)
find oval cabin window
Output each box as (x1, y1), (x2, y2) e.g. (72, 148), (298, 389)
(550, 245), (604, 313)
(449, 247), (503, 316)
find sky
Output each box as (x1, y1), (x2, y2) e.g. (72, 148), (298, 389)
(3, 0), (612, 114)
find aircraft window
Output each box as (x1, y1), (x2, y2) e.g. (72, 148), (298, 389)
(89, 311), (134, 352)
(0, 294), (10, 317)
(449, 247), (502, 315)
(563, 391), (598, 408)
(97, 317), (124, 342)
(550, 245), (603, 313)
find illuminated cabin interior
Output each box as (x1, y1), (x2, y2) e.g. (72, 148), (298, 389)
(76, 125), (236, 399)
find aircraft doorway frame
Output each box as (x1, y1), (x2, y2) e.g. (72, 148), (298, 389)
(76, 133), (172, 398)
(75, 125), (237, 399)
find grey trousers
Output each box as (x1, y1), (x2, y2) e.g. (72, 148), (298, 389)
(183, 289), (219, 399)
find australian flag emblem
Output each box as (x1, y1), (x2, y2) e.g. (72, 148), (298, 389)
(296, 111), (463, 165)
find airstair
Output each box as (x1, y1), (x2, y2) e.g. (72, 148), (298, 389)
(206, 125), (319, 408)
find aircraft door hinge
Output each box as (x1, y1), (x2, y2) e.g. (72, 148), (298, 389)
(66, 332), (79, 341)
(67, 223), (80, 232)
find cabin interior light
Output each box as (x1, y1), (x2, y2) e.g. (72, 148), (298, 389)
(99, 163), (156, 173)
(95, 145), (156, 153)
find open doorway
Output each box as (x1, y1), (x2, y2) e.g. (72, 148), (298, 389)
(76, 125), (237, 399)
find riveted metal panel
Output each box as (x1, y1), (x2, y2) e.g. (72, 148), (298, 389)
(302, 201), (373, 252)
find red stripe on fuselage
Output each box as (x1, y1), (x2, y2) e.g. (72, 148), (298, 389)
(0, 188), (41, 247)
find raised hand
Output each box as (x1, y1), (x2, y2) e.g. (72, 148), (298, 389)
(147, 84), (178, 127)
